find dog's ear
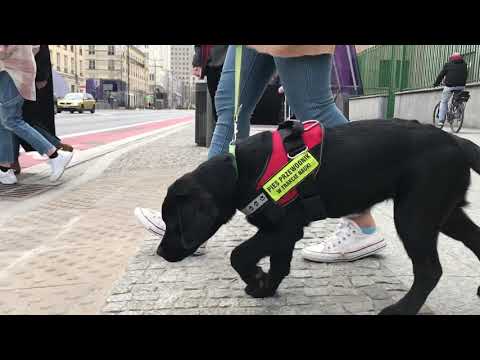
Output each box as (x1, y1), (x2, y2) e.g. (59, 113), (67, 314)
(175, 185), (220, 250)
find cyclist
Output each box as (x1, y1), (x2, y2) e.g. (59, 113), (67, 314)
(433, 52), (468, 126)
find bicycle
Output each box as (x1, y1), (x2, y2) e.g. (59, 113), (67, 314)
(433, 88), (470, 133)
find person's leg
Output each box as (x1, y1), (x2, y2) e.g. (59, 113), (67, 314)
(208, 45), (276, 159)
(0, 71), (73, 182)
(274, 54), (383, 262)
(0, 127), (17, 184)
(0, 72), (56, 157)
(0, 126), (16, 167)
(274, 54), (348, 128)
(438, 87), (453, 123)
(205, 65), (223, 123)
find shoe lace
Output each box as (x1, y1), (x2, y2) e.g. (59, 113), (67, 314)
(320, 219), (358, 253)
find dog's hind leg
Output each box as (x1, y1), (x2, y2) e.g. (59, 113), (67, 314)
(440, 206), (480, 296)
(379, 200), (443, 315)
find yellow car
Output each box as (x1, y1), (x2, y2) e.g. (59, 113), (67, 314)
(57, 92), (96, 114)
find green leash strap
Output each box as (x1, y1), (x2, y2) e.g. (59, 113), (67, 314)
(229, 45), (243, 156)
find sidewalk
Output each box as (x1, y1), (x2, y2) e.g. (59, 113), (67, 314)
(2, 124), (480, 314)
(100, 125), (433, 316)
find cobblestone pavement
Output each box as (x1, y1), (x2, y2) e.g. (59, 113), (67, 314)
(0, 125), (196, 314)
(101, 125), (432, 315)
(3, 124), (480, 315)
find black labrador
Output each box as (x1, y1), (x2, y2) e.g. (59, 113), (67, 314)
(156, 119), (480, 315)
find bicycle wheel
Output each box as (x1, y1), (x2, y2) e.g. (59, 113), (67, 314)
(433, 102), (444, 129)
(450, 103), (465, 133)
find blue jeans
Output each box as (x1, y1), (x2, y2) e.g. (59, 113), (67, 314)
(0, 71), (55, 162)
(438, 86), (465, 121)
(208, 45), (348, 159)
(13, 125), (62, 162)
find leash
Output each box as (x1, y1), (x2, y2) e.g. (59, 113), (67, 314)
(229, 45), (243, 156)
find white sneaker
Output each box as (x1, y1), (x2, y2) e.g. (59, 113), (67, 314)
(134, 207), (166, 238)
(133, 207), (207, 255)
(48, 150), (73, 182)
(302, 218), (386, 263)
(0, 169), (17, 185)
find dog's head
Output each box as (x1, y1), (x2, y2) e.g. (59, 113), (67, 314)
(156, 174), (230, 262)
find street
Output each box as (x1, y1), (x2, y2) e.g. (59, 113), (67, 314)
(17, 109), (193, 171)
(54, 109), (193, 137)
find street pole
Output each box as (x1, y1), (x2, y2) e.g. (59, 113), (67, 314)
(74, 45), (79, 92)
(127, 45), (130, 109)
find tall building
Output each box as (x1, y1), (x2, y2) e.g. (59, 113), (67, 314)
(49, 45), (86, 93)
(137, 45), (171, 107)
(83, 45), (148, 108)
(170, 45), (195, 108)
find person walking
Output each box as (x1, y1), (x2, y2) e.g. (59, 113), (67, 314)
(206, 45), (385, 262)
(0, 45), (73, 185)
(136, 45), (386, 261)
(11, 44), (73, 175)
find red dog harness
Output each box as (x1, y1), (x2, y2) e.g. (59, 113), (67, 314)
(257, 120), (324, 205)
(237, 120), (326, 219)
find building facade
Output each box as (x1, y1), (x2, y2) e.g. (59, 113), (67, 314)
(83, 45), (148, 108)
(49, 45), (86, 93)
(170, 45), (195, 108)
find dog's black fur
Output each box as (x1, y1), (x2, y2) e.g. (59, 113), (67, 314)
(157, 119), (480, 314)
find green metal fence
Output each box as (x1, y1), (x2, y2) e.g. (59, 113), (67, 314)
(357, 45), (480, 118)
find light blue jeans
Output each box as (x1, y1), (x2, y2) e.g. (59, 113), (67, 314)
(12, 125), (62, 163)
(438, 86), (465, 121)
(0, 71), (56, 163)
(208, 46), (348, 159)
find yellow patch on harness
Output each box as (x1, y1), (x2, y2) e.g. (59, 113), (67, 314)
(262, 151), (319, 202)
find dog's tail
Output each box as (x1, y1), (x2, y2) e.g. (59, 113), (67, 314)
(453, 136), (480, 175)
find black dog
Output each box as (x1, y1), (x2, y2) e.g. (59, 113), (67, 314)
(156, 119), (480, 315)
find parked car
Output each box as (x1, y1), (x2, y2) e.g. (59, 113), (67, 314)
(57, 92), (96, 114)
(53, 94), (58, 114)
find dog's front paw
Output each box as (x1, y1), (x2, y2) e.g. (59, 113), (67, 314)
(245, 268), (276, 298)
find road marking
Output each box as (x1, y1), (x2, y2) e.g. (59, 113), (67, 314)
(60, 115), (192, 138)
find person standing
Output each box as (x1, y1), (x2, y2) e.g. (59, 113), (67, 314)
(192, 45), (228, 123)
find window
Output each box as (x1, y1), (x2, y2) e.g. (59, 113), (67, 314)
(64, 45), (68, 50)
(108, 59), (115, 70)
(71, 85), (75, 92)
(71, 58), (75, 74)
(79, 48), (82, 55)
(89, 45), (95, 55)
(80, 60), (83, 76)
(89, 60), (95, 70)
(71, 45), (74, 52)
(56, 53), (60, 71)
(64, 55), (68, 73)
(108, 46), (115, 55)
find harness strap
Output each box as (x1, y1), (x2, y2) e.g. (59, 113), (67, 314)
(278, 120), (307, 158)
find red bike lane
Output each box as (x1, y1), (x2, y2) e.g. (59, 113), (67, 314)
(19, 115), (193, 169)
